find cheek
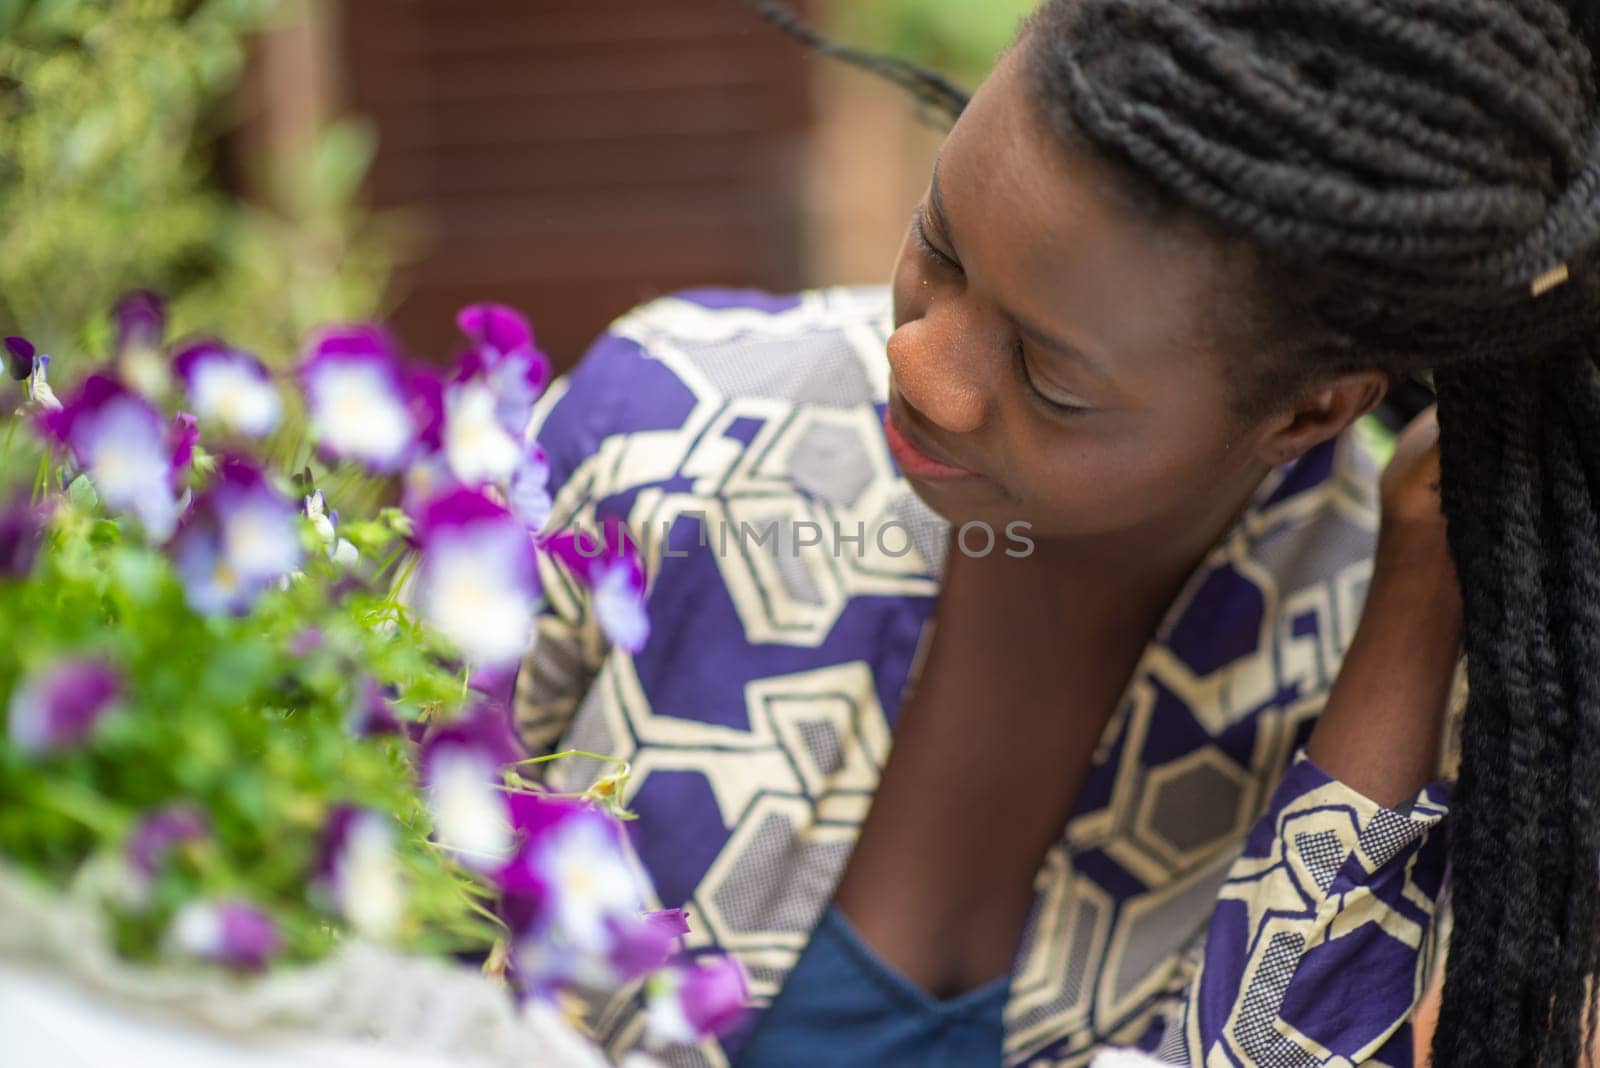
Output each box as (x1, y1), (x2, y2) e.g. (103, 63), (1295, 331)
(1005, 412), (1248, 536)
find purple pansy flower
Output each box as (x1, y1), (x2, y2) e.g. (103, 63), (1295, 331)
(7, 658), (122, 755)
(348, 676), (401, 736)
(4, 336), (33, 381)
(169, 457), (302, 615)
(37, 375), (178, 539)
(544, 519), (648, 653)
(168, 900), (279, 970)
(113, 291), (171, 399)
(495, 793), (661, 990)
(645, 956), (750, 1046)
(415, 488), (541, 668)
(508, 442), (553, 533)
(0, 496), (49, 578)
(419, 702), (523, 868)
(173, 341), (282, 439)
(313, 806), (403, 939)
(300, 325), (418, 473)
(456, 303), (550, 436)
(168, 412), (199, 487)
(127, 805), (209, 881)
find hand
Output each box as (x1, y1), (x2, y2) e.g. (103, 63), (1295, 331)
(1374, 408), (1460, 616)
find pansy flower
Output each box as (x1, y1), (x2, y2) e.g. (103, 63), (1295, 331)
(6, 657), (122, 755)
(168, 900), (279, 970)
(312, 805), (404, 939)
(300, 324), (418, 473)
(496, 793), (668, 990)
(304, 490), (359, 566)
(456, 302), (550, 436)
(170, 457), (302, 615)
(443, 374), (523, 488)
(508, 442), (553, 533)
(419, 701), (522, 868)
(414, 488), (541, 668)
(37, 375), (179, 539)
(544, 518), (649, 653)
(112, 291), (172, 399)
(644, 956), (750, 1047)
(173, 340), (282, 439)
(4, 335), (34, 381)
(27, 352), (62, 411)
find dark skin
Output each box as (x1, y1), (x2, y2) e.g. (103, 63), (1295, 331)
(832, 46), (1461, 999)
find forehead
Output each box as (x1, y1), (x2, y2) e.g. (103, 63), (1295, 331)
(940, 53), (1250, 386)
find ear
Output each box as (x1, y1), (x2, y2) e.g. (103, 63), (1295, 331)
(1253, 371), (1388, 467)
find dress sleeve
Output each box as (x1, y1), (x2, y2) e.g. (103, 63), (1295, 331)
(1160, 748), (1452, 1067)
(511, 326), (641, 756)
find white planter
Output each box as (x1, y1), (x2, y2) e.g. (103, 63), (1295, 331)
(0, 862), (612, 1068)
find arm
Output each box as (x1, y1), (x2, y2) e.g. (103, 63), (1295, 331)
(1157, 412), (1459, 1065)
(1306, 409), (1462, 806)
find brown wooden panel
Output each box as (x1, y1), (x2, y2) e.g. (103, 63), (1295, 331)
(338, 0), (815, 368)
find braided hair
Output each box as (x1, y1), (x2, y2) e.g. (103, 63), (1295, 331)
(742, 0), (1600, 1063)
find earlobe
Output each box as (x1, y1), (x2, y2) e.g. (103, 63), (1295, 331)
(1258, 372), (1388, 466)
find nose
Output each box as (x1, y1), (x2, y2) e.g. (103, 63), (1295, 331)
(886, 308), (989, 435)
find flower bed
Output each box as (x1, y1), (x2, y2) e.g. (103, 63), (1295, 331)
(0, 296), (742, 1063)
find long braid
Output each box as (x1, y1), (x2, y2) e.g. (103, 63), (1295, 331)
(740, 0), (1600, 1062)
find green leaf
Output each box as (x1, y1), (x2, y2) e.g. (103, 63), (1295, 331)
(66, 473), (98, 511)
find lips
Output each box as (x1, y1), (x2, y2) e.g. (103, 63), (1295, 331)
(883, 405), (979, 481)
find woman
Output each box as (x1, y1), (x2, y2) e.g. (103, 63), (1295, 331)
(514, 2), (1600, 1065)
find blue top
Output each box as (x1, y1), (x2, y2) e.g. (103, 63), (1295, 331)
(737, 904), (1009, 1067)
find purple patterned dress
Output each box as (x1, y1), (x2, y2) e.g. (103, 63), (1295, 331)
(513, 286), (1452, 1067)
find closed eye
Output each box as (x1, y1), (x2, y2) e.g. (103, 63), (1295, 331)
(912, 205), (963, 275)
(1016, 340), (1095, 416)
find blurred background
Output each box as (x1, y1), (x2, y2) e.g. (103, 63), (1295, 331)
(0, 0), (1034, 378)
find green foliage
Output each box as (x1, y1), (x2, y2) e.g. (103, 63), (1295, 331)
(0, 0), (391, 373)
(0, 430), (497, 966)
(828, 0), (1037, 88)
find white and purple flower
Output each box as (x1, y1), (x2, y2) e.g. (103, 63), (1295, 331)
(644, 956), (750, 1047)
(496, 793), (669, 990)
(508, 442), (553, 533)
(6, 657), (122, 755)
(170, 457), (303, 615)
(456, 302), (550, 437)
(312, 805), (404, 939)
(168, 900), (279, 970)
(300, 325), (419, 473)
(419, 702), (523, 868)
(304, 490), (359, 566)
(443, 375), (523, 487)
(544, 519), (649, 654)
(414, 488), (541, 668)
(37, 375), (179, 539)
(113, 291), (172, 399)
(173, 340), (282, 439)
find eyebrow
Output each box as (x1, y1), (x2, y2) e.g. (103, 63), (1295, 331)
(929, 152), (1110, 382)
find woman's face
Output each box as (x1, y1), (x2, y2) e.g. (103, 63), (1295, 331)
(886, 48), (1292, 549)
